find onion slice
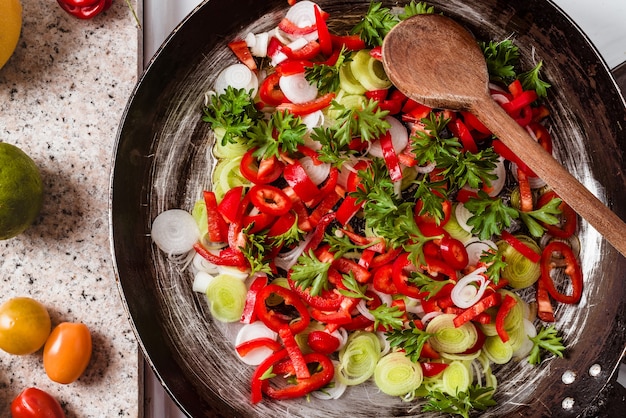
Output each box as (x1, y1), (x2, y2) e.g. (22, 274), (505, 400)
(235, 322), (279, 365)
(279, 72), (319, 104)
(450, 267), (489, 308)
(213, 63), (259, 96)
(151, 209), (200, 256)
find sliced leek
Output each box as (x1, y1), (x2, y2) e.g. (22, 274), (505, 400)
(497, 236), (541, 289)
(205, 273), (247, 322)
(337, 331), (381, 386)
(441, 360), (471, 395)
(483, 335), (513, 364)
(426, 314), (478, 354)
(374, 351), (423, 396)
(349, 50), (392, 91)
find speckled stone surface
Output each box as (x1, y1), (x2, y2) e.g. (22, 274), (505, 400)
(0, 1), (141, 416)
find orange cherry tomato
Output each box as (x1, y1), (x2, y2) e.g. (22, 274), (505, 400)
(43, 322), (92, 384)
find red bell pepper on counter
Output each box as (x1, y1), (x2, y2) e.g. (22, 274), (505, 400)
(57, 0), (112, 19)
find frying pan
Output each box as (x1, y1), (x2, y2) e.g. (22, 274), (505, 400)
(110, 0), (626, 416)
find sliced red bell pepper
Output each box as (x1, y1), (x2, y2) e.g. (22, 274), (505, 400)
(240, 275), (268, 324)
(304, 213), (336, 252)
(369, 247), (402, 270)
(193, 243), (248, 267)
(259, 72), (288, 106)
(438, 236), (469, 270)
(277, 59), (313, 76)
(379, 132), (402, 181)
(495, 294), (518, 343)
(461, 111), (491, 135)
(307, 330), (340, 355)
(492, 139), (535, 177)
(268, 211), (297, 237)
(243, 211), (276, 233)
(540, 241), (583, 304)
(277, 92), (335, 115)
(330, 34), (366, 51)
(255, 284), (311, 334)
(369, 46), (382, 60)
(421, 362), (449, 377)
(335, 195), (363, 225)
(453, 291), (502, 328)
(500, 231), (541, 264)
(516, 167), (534, 212)
(537, 191), (577, 239)
(536, 275), (555, 322)
(308, 191), (341, 226)
(339, 228), (385, 253)
(228, 39), (257, 71)
(250, 348), (288, 403)
(333, 257), (371, 284)
(314, 5), (332, 56)
(278, 326), (310, 379)
(217, 186), (244, 224)
(449, 118), (478, 154)
(249, 184), (293, 216)
(262, 352), (334, 400)
(288, 277), (343, 311)
(203, 190), (228, 242)
(236, 337), (282, 357)
(392, 252), (424, 299)
(283, 160), (320, 202)
(277, 18), (317, 36)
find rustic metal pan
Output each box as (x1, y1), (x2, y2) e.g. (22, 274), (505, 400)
(110, 0), (626, 416)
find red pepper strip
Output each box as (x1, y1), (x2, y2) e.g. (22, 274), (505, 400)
(307, 330), (340, 354)
(358, 249), (376, 269)
(537, 191), (577, 239)
(339, 228), (386, 253)
(255, 284), (311, 334)
(203, 191), (228, 242)
(277, 18), (317, 36)
(240, 149), (284, 184)
(278, 327), (311, 379)
(314, 5), (332, 56)
(372, 263), (398, 294)
(492, 139), (536, 177)
(217, 186), (244, 223)
(259, 72), (287, 106)
(502, 90), (538, 115)
(193, 243), (247, 267)
(536, 276), (555, 322)
(228, 39), (257, 71)
(516, 167), (534, 212)
(277, 59), (313, 76)
(379, 132), (403, 181)
(369, 247), (402, 270)
(283, 41), (322, 61)
(236, 337), (282, 357)
(335, 195), (363, 225)
(540, 241), (583, 304)
(421, 256), (457, 282)
(283, 160), (321, 202)
(250, 349), (288, 403)
(495, 294), (518, 343)
(369, 46), (382, 60)
(365, 89), (388, 101)
(421, 362), (449, 377)
(240, 275), (268, 323)
(308, 192), (341, 226)
(508, 79), (524, 97)
(297, 144), (323, 165)
(453, 292), (502, 328)
(461, 111), (491, 135)
(420, 341), (441, 359)
(392, 252), (425, 299)
(263, 352), (335, 400)
(500, 231), (541, 264)
(449, 118), (478, 154)
(277, 92), (335, 116)
(333, 257), (371, 283)
(287, 277), (343, 311)
(304, 212), (336, 252)
(330, 34), (366, 51)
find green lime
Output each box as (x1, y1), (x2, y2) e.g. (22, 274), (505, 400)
(0, 142), (43, 240)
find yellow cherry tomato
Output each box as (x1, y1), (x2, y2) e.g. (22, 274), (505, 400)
(0, 297), (51, 355)
(43, 322), (92, 384)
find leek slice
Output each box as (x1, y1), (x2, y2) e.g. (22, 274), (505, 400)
(339, 64), (366, 95)
(213, 156), (249, 193)
(426, 314), (478, 354)
(443, 209), (473, 243)
(483, 335), (513, 364)
(374, 351), (423, 396)
(205, 273), (247, 322)
(441, 361), (471, 395)
(497, 236), (541, 289)
(337, 331), (381, 386)
(349, 50), (392, 91)
(213, 137), (248, 159)
(191, 199), (208, 240)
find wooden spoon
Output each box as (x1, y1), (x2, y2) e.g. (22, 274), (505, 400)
(381, 13), (626, 258)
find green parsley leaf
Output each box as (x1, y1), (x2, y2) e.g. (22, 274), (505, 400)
(370, 304), (405, 331)
(480, 248), (507, 285)
(519, 60), (551, 98)
(385, 321), (432, 362)
(423, 385), (497, 418)
(399, 1), (435, 19)
(270, 215), (306, 248)
(439, 147), (499, 190)
(351, 1), (399, 47)
(528, 325), (565, 365)
(519, 197), (562, 237)
(290, 249), (332, 297)
(413, 178), (448, 226)
(480, 39), (520, 83)
(411, 112), (461, 165)
(202, 86), (261, 145)
(408, 270), (452, 300)
(464, 191), (520, 240)
(310, 126), (357, 168)
(245, 110), (307, 159)
(241, 229), (273, 275)
(338, 272), (371, 300)
(332, 99), (391, 146)
(304, 47), (350, 94)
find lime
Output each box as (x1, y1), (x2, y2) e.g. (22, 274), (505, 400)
(0, 0), (22, 70)
(0, 143), (43, 240)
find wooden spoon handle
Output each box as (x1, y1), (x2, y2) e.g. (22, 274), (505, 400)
(473, 96), (626, 258)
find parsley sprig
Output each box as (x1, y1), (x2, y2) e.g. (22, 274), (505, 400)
(422, 385), (497, 418)
(528, 325), (566, 365)
(290, 249), (332, 297)
(385, 321), (432, 362)
(399, 1), (435, 19)
(479, 39), (520, 84)
(351, 1), (398, 47)
(369, 304), (405, 331)
(463, 191), (520, 240)
(202, 86), (261, 145)
(304, 47), (350, 94)
(245, 110), (307, 159)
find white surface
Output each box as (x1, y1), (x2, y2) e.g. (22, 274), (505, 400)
(141, 1), (626, 417)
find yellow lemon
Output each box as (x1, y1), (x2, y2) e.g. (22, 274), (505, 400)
(0, 0), (22, 70)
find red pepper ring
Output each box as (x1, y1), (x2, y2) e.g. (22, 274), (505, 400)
(57, 0), (111, 19)
(287, 277), (343, 311)
(248, 185), (293, 216)
(235, 337), (283, 357)
(250, 349), (289, 403)
(262, 352), (335, 400)
(254, 284), (311, 334)
(540, 241), (583, 304)
(495, 294), (518, 343)
(391, 252), (425, 299)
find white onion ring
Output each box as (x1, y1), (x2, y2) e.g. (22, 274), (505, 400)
(235, 322), (279, 366)
(213, 64), (259, 97)
(274, 234), (314, 271)
(455, 203), (474, 233)
(356, 299), (376, 321)
(299, 156), (331, 185)
(512, 318), (538, 359)
(301, 110), (325, 132)
(487, 156), (506, 197)
(151, 209), (200, 256)
(450, 267), (489, 308)
(279, 72), (319, 104)
(465, 239), (497, 267)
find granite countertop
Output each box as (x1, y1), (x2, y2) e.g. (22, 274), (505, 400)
(0, 1), (141, 416)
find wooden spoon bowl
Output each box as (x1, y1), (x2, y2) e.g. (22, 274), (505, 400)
(382, 14), (626, 257)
